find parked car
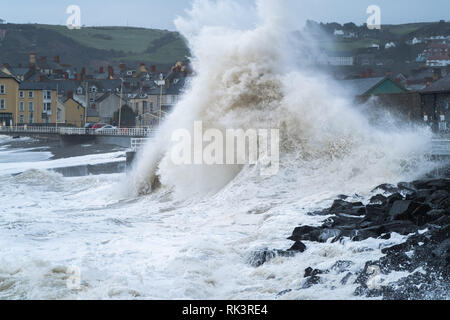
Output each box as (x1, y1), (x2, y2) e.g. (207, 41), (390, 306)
(92, 123), (108, 130)
(95, 125), (117, 133)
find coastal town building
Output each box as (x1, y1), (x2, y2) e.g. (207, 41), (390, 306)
(421, 74), (450, 132)
(57, 97), (85, 127)
(0, 71), (20, 126)
(18, 82), (58, 124)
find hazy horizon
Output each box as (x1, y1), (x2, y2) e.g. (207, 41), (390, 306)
(1, 0), (449, 31)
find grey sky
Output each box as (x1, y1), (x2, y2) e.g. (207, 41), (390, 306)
(1, 0), (449, 30)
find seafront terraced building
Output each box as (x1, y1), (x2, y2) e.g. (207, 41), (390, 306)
(0, 71), (85, 127)
(0, 70), (19, 126)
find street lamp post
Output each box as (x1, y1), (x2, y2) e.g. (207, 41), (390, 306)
(118, 78), (124, 129)
(84, 81), (88, 127)
(156, 73), (165, 126)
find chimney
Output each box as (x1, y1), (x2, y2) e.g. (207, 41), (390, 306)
(150, 65), (156, 73)
(386, 71), (392, 77)
(99, 66), (104, 74)
(108, 66), (114, 78)
(40, 56), (47, 61)
(119, 63), (126, 71)
(64, 72), (69, 80)
(81, 67), (86, 75)
(433, 68), (442, 81)
(67, 91), (73, 99)
(53, 56), (60, 63)
(75, 73), (81, 81)
(139, 63), (147, 73)
(37, 74), (42, 82)
(29, 52), (37, 65)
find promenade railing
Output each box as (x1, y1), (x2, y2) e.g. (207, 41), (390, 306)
(0, 126), (153, 137)
(431, 139), (450, 156)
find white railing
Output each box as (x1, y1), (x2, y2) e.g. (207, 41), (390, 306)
(431, 139), (450, 156)
(0, 126), (59, 134)
(130, 138), (151, 152)
(0, 126), (153, 137)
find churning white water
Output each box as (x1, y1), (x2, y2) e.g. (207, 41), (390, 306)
(0, 1), (437, 300)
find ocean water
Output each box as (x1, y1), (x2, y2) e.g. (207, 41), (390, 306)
(0, 133), (435, 300)
(0, 0), (439, 300)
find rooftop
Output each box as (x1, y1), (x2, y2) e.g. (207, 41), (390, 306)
(422, 74), (450, 93)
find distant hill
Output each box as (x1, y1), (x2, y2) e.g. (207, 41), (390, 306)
(0, 24), (190, 70)
(309, 21), (450, 52)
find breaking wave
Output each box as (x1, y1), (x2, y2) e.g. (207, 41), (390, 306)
(126, 0), (432, 200)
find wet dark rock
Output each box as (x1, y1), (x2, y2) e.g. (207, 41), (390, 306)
(303, 275), (321, 289)
(276, 289), (292, 297)
(304, 267), (324, 278)
(248, 248), (294, 268)
(331, 260), (354, 273)
(398, 182), (417, 193)
(330, 200), (364, 213)
(372, 183), (398, 194)
(365, 205), (388, 223)
(286, 175), (450, 299)
(388, 200), (420, 221)
(414, 189), (434, 202)
(370, 194), (387, 204)
(340, 272), (353, 285)
(386, 193), (404, 207)
(288, 241), (306, 253)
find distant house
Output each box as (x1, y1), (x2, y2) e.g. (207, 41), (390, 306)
(423, 41), (450, 67)
(327, 51), (354, 66)
(96, 92), (121, 124)
(344, 77), (408, 97)
(345, 77), (423, 123)
(58, 97), (85, 127)
(317, 51), (354, 66)
(420, 75), (450, 132)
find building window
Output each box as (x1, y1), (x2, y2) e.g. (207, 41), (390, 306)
(19, 91), (24, 98)
(143, 101), (148, 114)
(19, 101), (24, 111)
(19, 115), (24, 123)
(0, 85), (5, 94)
(0, 99), (5, 109)
(77, 87), (83, 95)
(28, 91), (34, 98)
(29, 113), (34, 124)
(44, 102), (51, 112)
(150, 102), (154, 112)
(28, 102), (34, 111)
(44, 90), (52, 99)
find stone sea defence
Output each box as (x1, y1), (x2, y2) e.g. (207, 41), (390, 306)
(250, 171), (450, 299)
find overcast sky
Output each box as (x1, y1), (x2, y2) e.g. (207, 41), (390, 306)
(2, 0), (449, 30)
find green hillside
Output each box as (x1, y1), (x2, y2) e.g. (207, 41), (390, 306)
(0, 24), (190, 69)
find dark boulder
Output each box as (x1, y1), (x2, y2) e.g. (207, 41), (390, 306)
(388, 200), (420, 221)
(371, 183), (398, 194)
(304, 267), (324, 278)
(398, 182), (417, 193)
(370, 194), (387, 204)
(288, 241), (307, 253)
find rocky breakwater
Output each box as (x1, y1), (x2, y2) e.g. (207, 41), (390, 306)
(250, 177), (450, 299)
